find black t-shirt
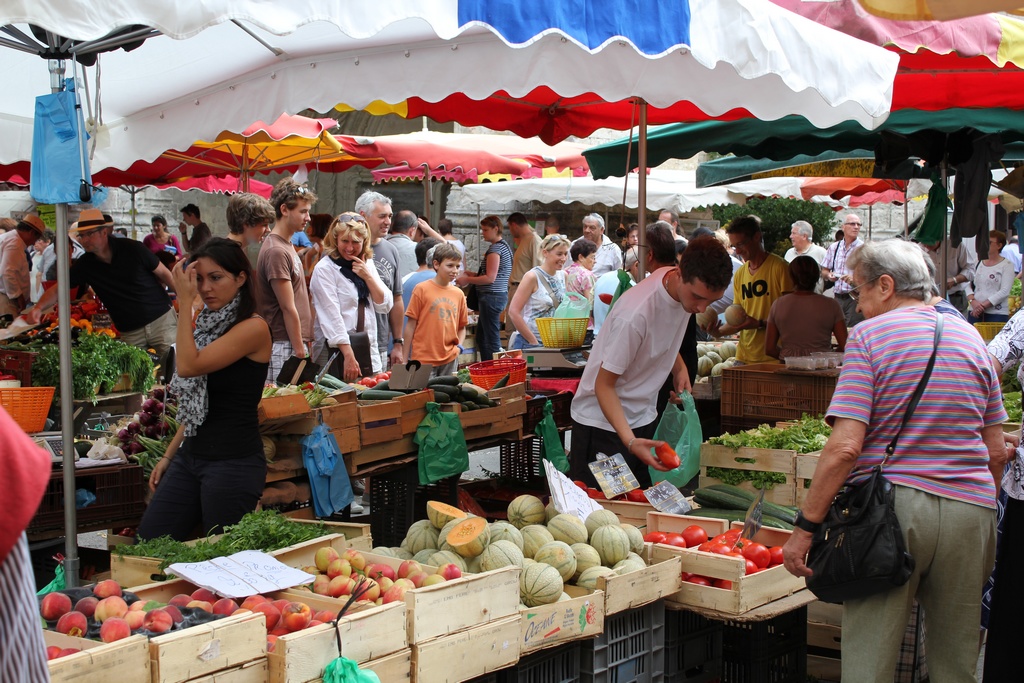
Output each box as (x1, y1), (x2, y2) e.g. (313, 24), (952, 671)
(70, 237), (172, 331)
(188, 355), (268, 459)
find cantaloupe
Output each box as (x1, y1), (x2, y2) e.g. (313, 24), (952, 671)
(403, 520), (440, 555)
(591, 525), (631, 566)
(705, 351), (723, 366)
(488, 521), (524, 550)
(620, 524), (645, 555)
(520, 525), (555, 558)
(696, 310), (717, 329)
(697, 356), (714, 377)
(480, 540), (525, 572)
(445, 517), (491, 558)
(712, 362), (727, 377)
(558, 592), (572, 602)
(372, 546), (396, 557)
(584, 509), (620, 539)
(427, 501), (467, 530)
(508, 495), (547, 528)
(413, 549), (437, 565)
(534, 541), (577, 583)
(720, 341), (737, 359)
(544, 500), (559, 522)
(570, 543), (602, 580)
(520, 563), (563, 607)
(392, 547), (414, 560)
(724, 304), (747, 326)
(548, 514), (588, 545)
(465, 555), (483, 574)
(428, 550), (466, 572)
(438, 517), (465, 548)
(576, 566), (616, 590)
(613, 558), (646, 575)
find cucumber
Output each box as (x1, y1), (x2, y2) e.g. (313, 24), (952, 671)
(471, 394), (491, 407)
(374, 379), (390, 391)
(318, 373), (346, 390)
(460, 384), (485, 400)
(360, 389), (406, 401)
(461, 401), (477, 411)
(428, 375), (460, 386)
(704, 484), (798, 524)
(492, 373), (511, 389)
(693, 488), (751, 512)
(689, 508), (794, 530)
(430, 387), (458, 403)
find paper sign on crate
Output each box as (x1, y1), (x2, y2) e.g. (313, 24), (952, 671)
(644, 480), (693, 515)
(544, 459), (601, 523)
(589, 452), (641, 499)
(168, 551), (314, 599)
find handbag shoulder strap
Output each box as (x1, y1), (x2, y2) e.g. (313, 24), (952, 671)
(356, 299), (366, 333)
(882, 312), (943, 466)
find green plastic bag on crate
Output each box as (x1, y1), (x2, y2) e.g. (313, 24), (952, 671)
(36, 562), (65, 596)
(415, 402), (469, 485)
(649, 392), (702, 488)
(322, 656), (381, 683)
(554, 291), (590, 318)
(535, 400), (569, 474)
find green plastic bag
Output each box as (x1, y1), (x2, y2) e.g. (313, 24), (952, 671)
(608, 270), (633, 310)
(415, 402), (469, 485)
(534, 400), (569, 474)
(649, 392), (702, 488)
(36, 562), (65, 596)
(322, 656), (381, 683)
(554, 291), (590, 318)
(910, 173), (952, 245)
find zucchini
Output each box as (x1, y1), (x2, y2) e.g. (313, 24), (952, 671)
(459, 384), (485, 400)
(471, 394), (492, 407)
(693, 488), (751, 512)
(360, 389), (406, 401)
(704, 484), (798, 524)
(428, 375), (460, 386)
(461, 401), (477, 411)
(429, 387), (458, 403)
(688, 508), (794, 530)
(374, 379), (390, 391)
(491, 373), (511, 389)
(318, 373), (346, 390)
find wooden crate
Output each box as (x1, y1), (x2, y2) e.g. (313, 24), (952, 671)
(331, 427), (360, 454)
(442, 399), (508, 429)
(807, 653), (842, 683)
(259, 394), (313, 426)
(698, 443), (797, 506)
(808, 620), (842, 651)
(691, 375), (722, 400)
(45, 631), (151, 683)
(807, 600), (842, 627)
(592, 552), (683, 615)
(410, 615), (520, 683)
(487, 382), (526, 404)
(652, 523), (806, 615)
(317, 395), (358, 430)
(394, 389), (435, 435)
(596, 499), (655, 529)
(343, 435), (418, 474)
(149, 612), (267, 683)
(362, 648), (412, 683)
(184, 658), (267, 683)
(795, 452), (820, 507)
(519, 586), (604, 654)
(356, 401), (403, 445)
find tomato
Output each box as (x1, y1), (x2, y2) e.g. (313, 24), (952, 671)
(663, 533), (688, 548)
(742, 543), (771, 569)
(712, 579), (733, 590)
(374, 373), (389, 381)
(644, 531), (668, 544)
(697, 541), (718, 553)
(358, 377), (378, 388)
(625, 489), (648, 503)
(685, 575), (712, 586)
(383, 371), (392, 379)
(725, 551), (745, 560)
(680, 572), (693, 581)
(573, 480), (589, 490)
(681, 525), (708, 548)
(744, 559), (759, 576)
(586, 488), (606, 499)
(711, 544), (735, 556)
(654, 442), (680, 469)
(768, 546), (785, 567)
(598, 293), (614, 304)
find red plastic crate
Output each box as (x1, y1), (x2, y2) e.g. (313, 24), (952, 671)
(0, 349), (37, 386)
(29, 465), (145, 533)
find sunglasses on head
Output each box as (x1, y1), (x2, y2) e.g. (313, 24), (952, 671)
(338, 213), (366, 223)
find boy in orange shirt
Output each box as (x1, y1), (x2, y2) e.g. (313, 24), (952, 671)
(405, 243), (468, 376)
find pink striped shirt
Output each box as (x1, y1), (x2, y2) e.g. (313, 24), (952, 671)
(827, 305), (1004, 508)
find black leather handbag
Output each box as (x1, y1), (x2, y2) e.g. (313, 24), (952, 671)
(329, 299), (375, 378)
(805, 313), (943, 604)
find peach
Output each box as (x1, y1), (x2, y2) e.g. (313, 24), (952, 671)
(272, 599), (291, 613)
(312, 575), (331, 596)
(407, 571), (430, 588)
(342, 548), (366, 572)
(239, 595), (268, 611)
(46, 645), (63, 661)
(266, 635), (279, 653)
(377, 576), (394, 593)
(301, 565), (320, 576)
(232, 608), (252, 616)
(94, 596), (129, 622)
(55, 611), (88, 637)
(124, 610), (146, 630)
(185, 600), (213, 613)
(436, 563), (462, 581)
(143, 608), (173, 634)
(313, 609), (337, 623)
(326, 558), (351, 580)
(421, 574), (447, 587)
(168, 594), (192, 608)
(314, 547), (340, 572)
(212, 598), (239, 616)
(40, 592), (72, 621)
(74, 596), (98, 618)
(359, 577), (380, 602)
(382, 583), (410, 605)
(163, 605), (183, 624)
(281, 602), (312, 632)
(100, 617), (131, 643)
(127, 600), (147, 612)
(328, 575), (354, 598)
(190, 588), (217, 603)
(398, 560), (422, 579)
(252, 602), (281, 631)
(366, 563), (396, 582)
(269, 625), (289, 637)
(57, 648), (81, 658)
(308, 619), (324, 628)
(92, 579), (122, 599)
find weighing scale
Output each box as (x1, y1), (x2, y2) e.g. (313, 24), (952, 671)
(522, 346), (590, 373)
(32, 432), (77, 464)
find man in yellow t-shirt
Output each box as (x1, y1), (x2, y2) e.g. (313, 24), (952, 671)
(714, 215), (793, 364)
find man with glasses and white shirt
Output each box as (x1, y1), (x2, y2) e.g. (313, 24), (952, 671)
(822, 214), (865, 327)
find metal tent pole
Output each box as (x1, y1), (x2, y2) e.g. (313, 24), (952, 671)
(637, 101), (648, 280)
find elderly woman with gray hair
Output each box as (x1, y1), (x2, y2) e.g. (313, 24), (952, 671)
(783, 239), (1008, 683)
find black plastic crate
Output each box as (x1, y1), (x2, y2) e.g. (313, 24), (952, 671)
(721, 607), (806, 683)
(367, 461), (459, 547)
(500, 437), (545, 483)
(29, 464), (146, 533)
(498, 641), (581, 683)
(665, 608), (723, 683)
(580, 601), (666, 683)
(522, 390), (573, 433)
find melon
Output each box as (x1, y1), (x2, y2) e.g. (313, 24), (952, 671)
(697, 356), (714, 377)
(712, 363), (727, 377)
(558, 592), (572, 602)
(570, 543), (602, 580)
(720, 341), (737, 359)
(372, 546), (396, 557)
(438, 517), (464, 547)
(613, 558), (646, 575)
(465, 555), (483, 574)
(520, 563), (563, 607)
(522, 557), (537, 568)
(428, 550), (466, 572)
(426, 501), (467, 530)
(508, 495), (547, 528)
(576, 566), (616, 590)
(591, 525), (631, 566)
(445, 517), (490, 558)
(480, 540), (525, 572)
(696, 310), (717, 329)
(584, 509), (620, 539)
(620, 524), (645, 555)
(403, 520), (440, 555)
(626, 552), (644, 564)
(520, 525), (555, 559)
(533, 541), (577, 583)
(544, 500), (559, 522)
(547, 514), (588, 546)
(488, 521), (525, 550)
(705, 351), (723, 366)
(413, 549), (437, 565)
(392, 547), (414, 560)
(724, 304), (747, 326)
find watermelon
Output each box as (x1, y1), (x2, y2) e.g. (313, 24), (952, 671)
(534, 541), (577, 583)
(488, 522), (524, 550)
(576, 566), (616, 590)
(520, 563), (563, 607)
(591, 525), (631, 566)
(547, 514), (588, 546)
(620, 524), (645, 554)
(480, 540), (525, 572)
(445, 517), (490, 558)
(584, 509), (620, 539)
(520, 525), (555, 559)
(508, 495), (547, 528)
(427, 501), (467, 530)
(570, 543), (602, 580)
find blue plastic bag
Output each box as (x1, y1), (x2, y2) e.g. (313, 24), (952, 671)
(649, 392), (702, 488)
(30, 78), (92, 204)
(302, 423), (354, 517)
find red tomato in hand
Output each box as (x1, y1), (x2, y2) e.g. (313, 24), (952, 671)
(625, 489), (648, 503)
(768, 546), (785, 567)
(663, 533), (688, 548)
(644, 531), (668, 544)
(681, 525), (708, 548)
(654, 443), (680, 468)
(742, 543), (771, 569)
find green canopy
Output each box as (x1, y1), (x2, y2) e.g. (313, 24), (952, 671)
(584, 108), (1024, 180)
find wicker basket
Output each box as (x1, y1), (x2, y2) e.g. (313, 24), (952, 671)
(468, 358), (527, 389)
(0, 386), (55, 432)
(974, 322), (1007, 342)
(536, 317), (588, 347)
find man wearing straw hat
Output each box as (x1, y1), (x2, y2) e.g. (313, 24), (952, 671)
(0, 214), (45, 317)
(27, 209), (177, 375)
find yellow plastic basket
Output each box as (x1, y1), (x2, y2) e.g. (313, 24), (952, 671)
(536, 317), (588, 347)
(974, 322), (1007, 342)
(0, 386), (55, 433)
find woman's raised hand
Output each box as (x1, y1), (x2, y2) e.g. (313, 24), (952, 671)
(350, 256), (370, 280)
(172, 259), (198, 303)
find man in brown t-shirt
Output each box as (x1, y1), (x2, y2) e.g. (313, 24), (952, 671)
(256, 179), (316, 382)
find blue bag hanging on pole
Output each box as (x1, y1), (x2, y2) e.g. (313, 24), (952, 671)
(301, 422), (354, 517)
(30, 78), (92, 204)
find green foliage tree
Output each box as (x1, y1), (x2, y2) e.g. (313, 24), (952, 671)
(711, 198), (839, 257)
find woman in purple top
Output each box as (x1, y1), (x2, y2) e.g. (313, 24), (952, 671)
(144, 215), (183, 259)
(782, 239), (1008, 683)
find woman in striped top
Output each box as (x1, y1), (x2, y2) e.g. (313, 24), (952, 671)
(782, 239), (1008, 683)
(457, 215), (512, 361)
